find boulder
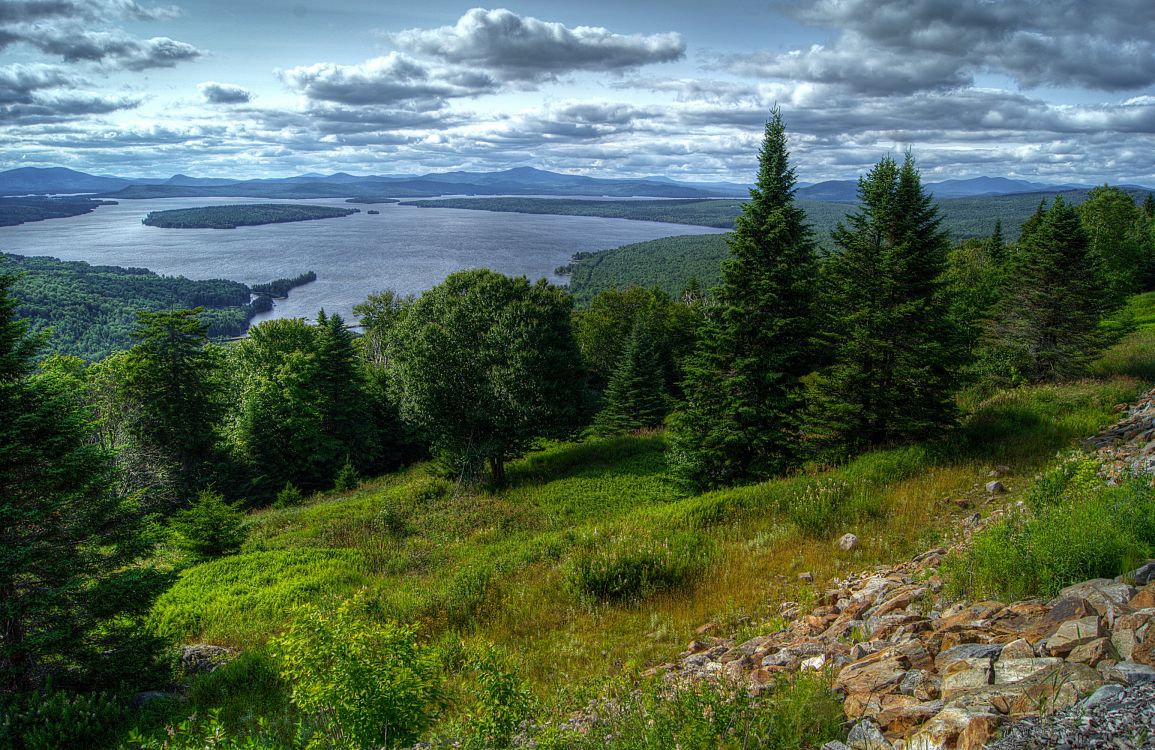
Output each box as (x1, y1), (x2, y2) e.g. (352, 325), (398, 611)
(956, 712), (1001, 750)
(993, 657), (1064, 684)
(1130, 583), (1155, 610)
(839, 533), (861, 552)
(941, 658), (994, 700)
(998, 638), (1036, 660)
(180, 644), (237, 675)
(905, 708), (974, 750)
(984, 480), (1006, 494)
(1045, 616), (1102, 656)
(934, 643), (1003, 673)
(1108, 661), (1155, 685)
(847, 718), (889, 750)
(1067, 637), (1113, 667)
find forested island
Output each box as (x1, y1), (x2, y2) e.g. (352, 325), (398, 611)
(251, 271), (317, 298)
(141, 204), (357, 229)
(0, 196), (117, 226)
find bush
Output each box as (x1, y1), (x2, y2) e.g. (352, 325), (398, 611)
(274, 482), (304, 509)
(123, 709), (296, 750)
(946, 458), (1155, 600)
(568, 531), (712, 604)
(461, 646), (535, 750)
(269, 596), (443, 749)
(334, 458), (361, 492)
(171, 490), (246, 560)
(0, 689), (124, 750)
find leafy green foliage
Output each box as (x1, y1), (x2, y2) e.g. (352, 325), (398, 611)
(594, 319), (670, 435)
(269, 597), (443, 749)
(668, 110), (820, 488)
(333, 458), (361, 492)
(142, 204), (356, 229)
(946, 457), (1155, 600)
(567, 531), (712, 604)
(1077, 186), (1155, 298)
(388, 269), (585, 484)
(1, 253), (259, 361)
(409, 197), (744, 227)
(459, 646), (535, 750)
(172, 490), (247, 560)
(124, 709), (298, 750)
(810, 152), (964, 454)
(275, 482), (305, 509)
(564, 234), (730, 304)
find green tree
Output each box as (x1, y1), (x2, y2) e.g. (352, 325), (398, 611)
(0, 273), (164, 696)
(811, 152), (964, 453)
(170, 490), (246, 560)
(666, 109), (819, 488)
(116, 308), (223, 505)
(982, 197), (1108, 382)
(387, 270), (585, 484)
(1077, 185), (1153, 299)
(594, 318), (669, 435)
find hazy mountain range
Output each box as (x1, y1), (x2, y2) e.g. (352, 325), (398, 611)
(0, 166), (1145, 202)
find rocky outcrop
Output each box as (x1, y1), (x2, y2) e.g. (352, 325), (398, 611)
(663, 543), (1155, 750)
(1087, 390), (1155, 480)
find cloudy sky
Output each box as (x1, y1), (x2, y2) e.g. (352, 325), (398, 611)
(3, 0), (1155, 184)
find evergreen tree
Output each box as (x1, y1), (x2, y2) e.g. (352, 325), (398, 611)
(170, 490), (246, 561)
(0, 273), (164, 695)
(116, 308), (222, 505)
(594, 318), (669, 435)
(810, 152), (963, 453)
(314, 310), (378, 480)
(988, 219), (1006, 265)
(983, 196), (1107, 382)
(1143, 192), (1155, 220)
(666, 108), (819, 489)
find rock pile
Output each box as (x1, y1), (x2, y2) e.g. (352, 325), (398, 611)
(1086, 389), (1155, 480)
(665, 552), (1155, 750)
(986, 682), (1155, 749)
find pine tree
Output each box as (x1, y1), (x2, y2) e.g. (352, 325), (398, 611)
(988, 219), (1006, 265)
(594, 318), (669, 435)
(811, 152), (963, 453)
(0, 273), (163, 695)
(666, 108), (819, 489)
(983, 196), (1107, 382)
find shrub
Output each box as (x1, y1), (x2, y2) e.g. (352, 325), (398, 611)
(0, 689), (124, 750)
(568, 531), (712, 604)
(334, 458), (361, 492)
(171, 490), (246, 560)
(269, 596), (443, 749)
(946, 459), (1155, 600)
(122, 709), (296, 750)
(461, 646), (535, 750)
(274, 482), (304, 509)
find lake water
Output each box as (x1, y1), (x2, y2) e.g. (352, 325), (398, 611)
(0, 197), (724, 324)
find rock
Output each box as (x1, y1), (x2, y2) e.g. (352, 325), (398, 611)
(1079, 682), (1125, 709)
(906, 708), (973, 750)
(984, 480), (1006, 494)
(1108, 660), (1155, 685)
(822, 743), (853, 750)
(1045, 615), (1102, 655)
(876, 700), (944, 734)
(1054, 579), (1136, 621)
(801, 654), (827, 671)
(993, 657), (1064, 684)
(941, 658), (994, 700)
(1128, 561), (1155, 586)
(998, 638), (1036, 660)
(899, 669), (941, 701)
(956, 713), (1001, 750)
(934, 643), (1003, 673)
(839, 533), (861, 552)
(847, 719), (889, 750)
(1130, 584), (1155, 610)
(799, 571), (815, 583)
(694, 622), (719, 636)
(180, 644), (237, 675)
(1067, 636), (1113, 667)
(1110, 609), (1154, 661)
(835, 650), (911, 706)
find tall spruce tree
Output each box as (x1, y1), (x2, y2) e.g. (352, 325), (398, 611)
(594, 318), (669, 435)
(0, 273), (164, 696)
(811, 152), (963, 453)
(666, 109), (818, 489)
(983, 196), (1107, 382)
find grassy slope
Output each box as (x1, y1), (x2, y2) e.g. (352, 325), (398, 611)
(151, 313), (1155, 705)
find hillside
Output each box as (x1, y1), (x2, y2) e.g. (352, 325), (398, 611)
(137, 314), (1155, 747)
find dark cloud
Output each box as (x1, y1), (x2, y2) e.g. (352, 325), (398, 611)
(198, 81), (252, 104)
(728, 0), (1155, 93)
(0, 0), (178, 24)
(391, 7), (684, 83)
(0, 91), (141, 124)
(279, 53), (498, 109)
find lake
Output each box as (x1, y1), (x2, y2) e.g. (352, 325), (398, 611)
(0, 197), (724, 323)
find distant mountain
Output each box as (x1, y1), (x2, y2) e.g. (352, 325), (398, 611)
(0, 167), (129, 195)
(1, 166), (1146, 202)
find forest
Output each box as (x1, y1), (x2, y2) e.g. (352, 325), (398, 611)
(0, 197), (117, 226)
(141, 204), (357, 229)
(250, 271), (317, 298)
(0, 254), (310, 360)
(4, 111), (1155, 749)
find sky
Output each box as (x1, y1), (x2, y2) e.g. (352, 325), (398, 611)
(2, 0), (1155, 184)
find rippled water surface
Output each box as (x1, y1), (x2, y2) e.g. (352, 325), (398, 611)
(0, 197), (723, 322)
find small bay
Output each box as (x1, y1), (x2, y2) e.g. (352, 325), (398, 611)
(0, 196), (724, 323)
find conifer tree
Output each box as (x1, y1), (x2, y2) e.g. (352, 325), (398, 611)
(594, 318), (669, 435)
(666, 108), (818, 489)
(988, 219), (1006, 265)
(811, 152), (963, 453)
(983, 196), (1107, 382)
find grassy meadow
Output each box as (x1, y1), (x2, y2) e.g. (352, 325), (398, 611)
(138, 303), (1155, 744)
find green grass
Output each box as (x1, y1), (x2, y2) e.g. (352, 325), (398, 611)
(142, 320), (1155, 746)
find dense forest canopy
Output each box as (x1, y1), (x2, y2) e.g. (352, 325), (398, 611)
(0, 196), (117, 226)
(141, 204), (357, 229)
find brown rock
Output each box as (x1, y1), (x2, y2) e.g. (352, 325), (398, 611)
(905, 708), (972, 750)
(957, 713), (1001, 750)
(876, 700), (945, 734)
(998, 638), (1036, 659)
(1045, 615), (1102, 656)
(1067, 637), (1114, 667)
(993, 657), (1064, 684)
(835, 649), (910, 702)
(941, 658), (994, 700)
(1109, 609), (1154, 661)
(1131, 584), (1155, 610)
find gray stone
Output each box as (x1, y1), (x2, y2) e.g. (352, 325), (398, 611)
(1080, 683), (1125, 709)
(1109, 660), (1155, 685)
(1045, 615), (1102, 655)
(934, 643), (1003, 672)
(1128, 561), (1155, 586)
(848, 718), (890, 750)
(822, 743), (853, 750)
(993, 657), (1064, 684)
(985, 480), (1006, 494)
(839, 533), (861, 552)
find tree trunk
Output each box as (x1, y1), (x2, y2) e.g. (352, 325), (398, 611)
(488, 455), (506, 487)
